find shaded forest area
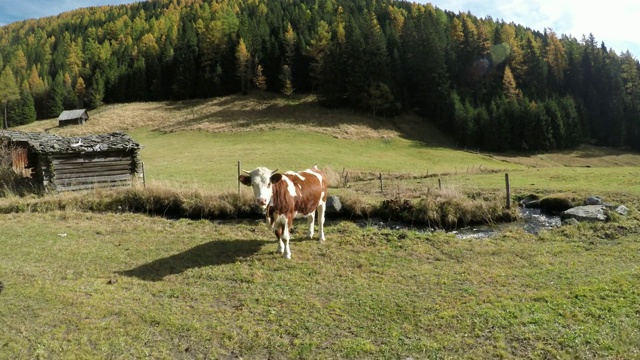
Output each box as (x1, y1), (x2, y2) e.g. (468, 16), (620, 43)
(0, 0), (639, 151)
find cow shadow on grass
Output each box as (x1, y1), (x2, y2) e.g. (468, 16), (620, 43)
(118, 239), (268, 282)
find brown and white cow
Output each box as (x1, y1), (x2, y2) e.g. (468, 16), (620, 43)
(239, 165), (328, 259)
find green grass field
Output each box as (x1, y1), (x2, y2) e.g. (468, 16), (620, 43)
(127, 128), (522, 192)
(2, 95), (640, 358)
(1, 211), (639, 359)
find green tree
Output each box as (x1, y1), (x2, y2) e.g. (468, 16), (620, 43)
(283, 22), (296, 68)
(361, 81), (398, 117)
(87, 72), (105, 109)
(253, 62), (267, 91)
(172, 19), (198, 99)
(619, 51), (640, 149)
(45, 74), (65, 118)
(543, 29), (567, 91)
(522, 34), (547, 98)
(451, 91), (477, 147)
(0, 66), (20, 129)
(502, 65), (520, 100)
(400, 9), (447, 115)
(496, 23), (525, 80)
(317, 8), (348, 107)
(62, 73), (78, 109)
(306, 20), (332, 92)
(235, 38), (252, 95)
(75, 77), (87, 107)
(346, 11), (392, 112)
(558, 95), (583, 147)
(280, 65), (294, 97)
(8, 83), (36, 126)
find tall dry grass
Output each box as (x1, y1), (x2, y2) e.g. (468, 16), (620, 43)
(0, 181), (516, 229)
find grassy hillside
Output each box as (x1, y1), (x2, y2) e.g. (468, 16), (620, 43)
(13, 93), (640, 197)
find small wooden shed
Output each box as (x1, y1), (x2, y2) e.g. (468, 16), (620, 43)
(0, 130), (142, 192)
(58, 109), (89, 127)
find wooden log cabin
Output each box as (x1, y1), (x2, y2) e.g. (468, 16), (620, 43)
(0, 130), (142, 192)
(58, 109), (89, 127)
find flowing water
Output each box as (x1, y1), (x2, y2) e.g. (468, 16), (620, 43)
(453, 207), (561, 239)
(357, 207), (562, 239)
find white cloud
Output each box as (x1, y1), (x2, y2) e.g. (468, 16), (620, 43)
(422, 0), (640, 57)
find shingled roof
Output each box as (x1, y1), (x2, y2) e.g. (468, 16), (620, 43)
(58, 109), (88, 121)
(0, 131), (141, 154)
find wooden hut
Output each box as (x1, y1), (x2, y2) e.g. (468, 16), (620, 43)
(58, 109), (89, 127)
(0, 130), (142, 192)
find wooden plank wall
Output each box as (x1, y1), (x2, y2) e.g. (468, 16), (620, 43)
(49, 152), (137, 192)
(10, 146), (31, 177)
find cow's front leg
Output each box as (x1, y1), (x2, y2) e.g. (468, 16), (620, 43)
(306, 212), (315, 239)
(274, 226), (285, 254)
(282, 218), (292, 259)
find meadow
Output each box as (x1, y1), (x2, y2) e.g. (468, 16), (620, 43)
(1, 94), (640, 359)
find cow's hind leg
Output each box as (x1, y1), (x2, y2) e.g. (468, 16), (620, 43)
(317, 202), (326, 241)
(306, 212), (315, 239)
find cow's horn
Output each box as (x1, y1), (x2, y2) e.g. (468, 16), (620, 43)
(271, 169), (279, 175)
(242, 169), (251, 175)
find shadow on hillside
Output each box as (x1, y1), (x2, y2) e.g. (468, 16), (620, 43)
(150, 94), (452, 145)
(118, 239), (268, 281)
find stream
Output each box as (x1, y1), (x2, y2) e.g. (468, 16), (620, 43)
(452, 207), (561, 239)
(357, 207), (562, 239)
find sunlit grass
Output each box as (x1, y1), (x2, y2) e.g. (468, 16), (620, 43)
(128, 128), (522, 192)
(1, 211), (639, 358)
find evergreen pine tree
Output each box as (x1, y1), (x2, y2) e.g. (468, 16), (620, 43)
(8, 85), (36, 126)
(280, 65), (294, 97)
(62, 73), (79, 109)
(172, 19), (199, 99)
(0, 66), (21, 128)
(45, 74), (65, 118)
(88, 72), (105, 109)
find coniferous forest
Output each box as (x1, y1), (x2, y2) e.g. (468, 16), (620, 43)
(0, 0), (639, 152)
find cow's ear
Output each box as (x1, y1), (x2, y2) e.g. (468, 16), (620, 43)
(238, 175), (252, 186)
(270, 173), (283, 184)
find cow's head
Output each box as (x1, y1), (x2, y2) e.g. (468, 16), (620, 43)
(238, 167), (280, 211)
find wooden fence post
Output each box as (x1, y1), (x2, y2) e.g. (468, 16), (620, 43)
(505, 173), (511, 209)
(379, 173), (383, 193)
(438, 178), (442, 190)
(141, 161), (146, 188)
(237, 161), (241, 196)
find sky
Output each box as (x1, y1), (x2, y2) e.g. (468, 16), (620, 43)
(420, 0), (640, 58)
(0, 0), (135, 26)
(0, 0), (638, 59)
